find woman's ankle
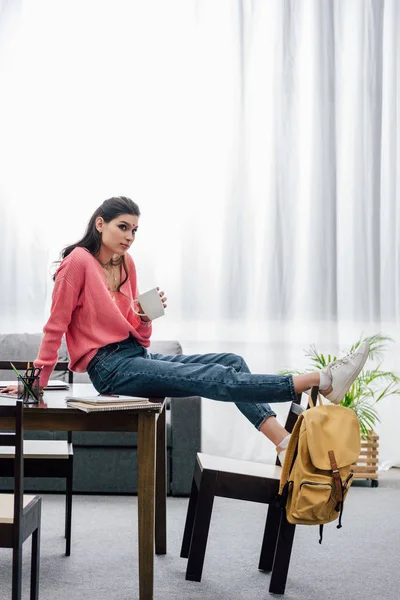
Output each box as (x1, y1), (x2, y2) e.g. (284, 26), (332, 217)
(292, 372), (320, 393)
(276, 433), (290, 452)
(259, 416), (289, 446)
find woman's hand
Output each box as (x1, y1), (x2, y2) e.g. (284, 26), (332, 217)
(138, 303), (150, 321)
(158, 287), (168, 308)
(0, 385), (18, 396)
(0, 385), (45, 398)
(139, 287), (168, 322)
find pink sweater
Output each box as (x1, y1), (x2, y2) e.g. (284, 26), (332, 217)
(34, 247), (152, 387)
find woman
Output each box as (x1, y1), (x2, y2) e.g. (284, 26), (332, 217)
(1, 196), (369, 463)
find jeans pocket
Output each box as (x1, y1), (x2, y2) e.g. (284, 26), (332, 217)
(96, 344), (121, 371)
(92, 365), (110, 393)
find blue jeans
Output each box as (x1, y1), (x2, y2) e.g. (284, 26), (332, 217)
(87, 335), (297, 429)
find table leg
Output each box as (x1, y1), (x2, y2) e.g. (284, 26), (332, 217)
(155, 402), (167, 555)
(138, 412), (156, 600)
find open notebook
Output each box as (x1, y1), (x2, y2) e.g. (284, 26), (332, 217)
(65, 394), (157, 412)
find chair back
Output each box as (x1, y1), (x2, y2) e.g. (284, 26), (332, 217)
(284, 387), (319, 432)
(0, 401), (24, 533)
(274, 396), (304, 467)
(283, 396), (304, 434)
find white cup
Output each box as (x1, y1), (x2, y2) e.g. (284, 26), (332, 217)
(133, 288), (165, 321)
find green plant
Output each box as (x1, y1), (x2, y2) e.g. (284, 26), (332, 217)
(281, 334), (400, 439)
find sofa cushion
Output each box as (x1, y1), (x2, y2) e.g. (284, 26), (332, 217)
(148, 340), (182, 355)
(0, 334), (182, 382)
(0, 448), (173, 494)
(72, 340), (183, 382)
(0, 333), (69, 381)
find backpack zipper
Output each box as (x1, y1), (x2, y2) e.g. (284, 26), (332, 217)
(300, 481), (332, 489)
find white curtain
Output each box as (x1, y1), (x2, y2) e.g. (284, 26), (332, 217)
(1, 0), (399, 466)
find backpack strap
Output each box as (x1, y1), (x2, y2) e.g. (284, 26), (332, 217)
(278, 413), (303, 495)
(308, 388), (322, 408)
(319, 524), (324, 544)
(328, 450), (343, 504)
(329, 450), (347, 530)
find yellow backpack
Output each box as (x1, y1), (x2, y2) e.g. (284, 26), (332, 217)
(278, 389), (360, 542)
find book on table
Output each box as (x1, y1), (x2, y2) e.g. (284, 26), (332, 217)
(65, 394), (158, 412)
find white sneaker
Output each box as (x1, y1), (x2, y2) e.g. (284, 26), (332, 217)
(320, 342), (370, 405)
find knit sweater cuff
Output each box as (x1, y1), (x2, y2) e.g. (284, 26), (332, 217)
(37, 364), (54, 388)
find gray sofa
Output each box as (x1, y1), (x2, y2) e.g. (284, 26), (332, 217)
(0, 333), (201, 496)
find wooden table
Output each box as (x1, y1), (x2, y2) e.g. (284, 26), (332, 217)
(0, 383), (167, 600)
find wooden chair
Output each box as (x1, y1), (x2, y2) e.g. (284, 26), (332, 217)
(180, 397), (305, 595)
(0, 400), (42, 600)
(0, 361), (73, 555)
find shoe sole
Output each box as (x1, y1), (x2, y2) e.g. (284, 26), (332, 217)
(328, 343), (370, 404)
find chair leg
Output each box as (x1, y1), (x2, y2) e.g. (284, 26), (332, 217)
(185, 469), (218, 583)
(30, 526), (41, 600)
(65, 456), (73, 556)
(269, 511), (296, 595)
(180, 478), (199, 559)
(258, 505), (281, 572)
(12, 544), (23, 600)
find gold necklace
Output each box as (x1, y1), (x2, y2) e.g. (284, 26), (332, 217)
(102, 265), (118, 300)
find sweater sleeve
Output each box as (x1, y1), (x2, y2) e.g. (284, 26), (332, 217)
(133, 279), (153, 340)
(34, 275), (81, 387)
(135, 302), (153, 339)
(126, 254), (152, 340)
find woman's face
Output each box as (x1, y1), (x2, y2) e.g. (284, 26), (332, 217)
(96, 213), (139, 256)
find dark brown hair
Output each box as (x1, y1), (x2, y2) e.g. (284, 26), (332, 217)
(54, 196), (140, 291)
